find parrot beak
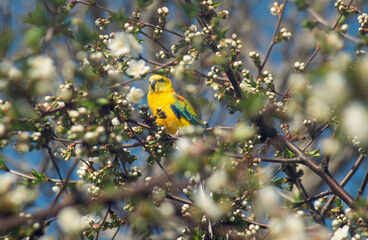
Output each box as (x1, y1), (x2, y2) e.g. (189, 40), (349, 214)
(150, 80), (157, 91)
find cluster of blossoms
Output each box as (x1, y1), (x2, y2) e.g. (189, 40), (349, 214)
(329, 209), (365, 240)
(146, 127), (171, 165)
(183, 24), (202, 44)
(127, 166), (141, 179)
(77, 163), (90, 179)
(275, 27), (292, 42)
(358, 13), (368, 35)
(157, 7), (169, 27)
(123, 22), (135, 33)
(54, 147), (73, 161)
(339, 23), (349, 33)
(249, 51), (261, 68)
(349, 136), (368, 156)
(334, 0), (360, 16)
(94, 18), (110, 31)
(200, 0), (216, 15)
(87, 185), (101, 196)
(294, 61), (305, 72)
(170, 55), (196, 80)
(270, 2), (284, 16)
(217, 10), (229, 19)
(217, 33), (242, 63)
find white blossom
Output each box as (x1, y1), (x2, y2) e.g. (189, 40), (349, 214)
(270, 214), (306, 240)
(111, 117), (121, 126)
(1, 61), (22, 81)
(107, 32), (142, 57)
(207, 170), (228, 191)
(0, 173), (16, 193)
(233, 122), (255, 141)
(8, 185), (31, 205)
(28, 55), (56, 81)
(174, 137), (192, 159)
(158, 202), (175, 217)
(52, 185), (60, 194)
(342, 102), (368, 144)
(57, 207), (84, 234)
(127, 86), (144, 104)
(81, 212), (101, 228)
(326, 32), (344, 50)
(126, 59), (150, 78)
(195, 185), (222, 220)
(331, 225), (349, 240)
(0, 123), (6, 137)
(256, 186), (279, 215)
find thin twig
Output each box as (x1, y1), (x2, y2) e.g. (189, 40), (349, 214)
(46, 146), (63, 181)
(293, 190), (332, 208)
(356, 167), (368, 200)
(139, 30), (174, 57)
(2, 168), (66, 183)
(111, 226), (121, 239)
(166, 194), (193, 205)
(307, 7), (362, 44)
(95, 203), (111, 240)
(285, 165), (323, 224)
(258, 0), (288, 75)
(49, 158), (79, 209)
(302, 123), (329, 151)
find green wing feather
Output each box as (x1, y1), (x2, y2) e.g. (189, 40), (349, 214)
(170, 93), (205, 127)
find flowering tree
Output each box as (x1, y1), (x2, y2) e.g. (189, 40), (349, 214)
(1, 0), (368, 239)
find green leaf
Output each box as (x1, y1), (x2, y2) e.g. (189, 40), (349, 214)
(110, 9), (129, 28)
(180, 1), (200, 19)
(24, 4), (50, 26)
(281, 148), (296, 158)
(31, 169), (49, 184)
(0, 29), (15, 58)
(273, 178), (284, 189)
(75, 24), (98, 45)
(24, 26), (46, 50)
(335, 198), (343, 209)
(302, 20), (318, 30)
(192, 228), (205, 240)
(51, 0), (67, 8)
(0, 154), (8, 171)
(308, 149), (320, 158)
(212, 1), (222, 8)
(136, 0), (153, 11)
(293, 0), (307, 11)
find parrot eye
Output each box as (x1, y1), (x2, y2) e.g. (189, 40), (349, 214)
(158, 79), (165, 82)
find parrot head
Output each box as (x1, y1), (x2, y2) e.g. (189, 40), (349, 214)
(149, 75), (175, 93)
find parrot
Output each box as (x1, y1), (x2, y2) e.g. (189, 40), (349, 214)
(147, 74), (205, 134)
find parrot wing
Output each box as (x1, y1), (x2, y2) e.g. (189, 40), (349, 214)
(170, 93), (205, 127)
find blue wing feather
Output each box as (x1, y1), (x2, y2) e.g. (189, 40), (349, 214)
(170, 93), (205, 127)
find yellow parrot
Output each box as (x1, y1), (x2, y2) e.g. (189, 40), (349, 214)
(147, 75), (205, 134)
